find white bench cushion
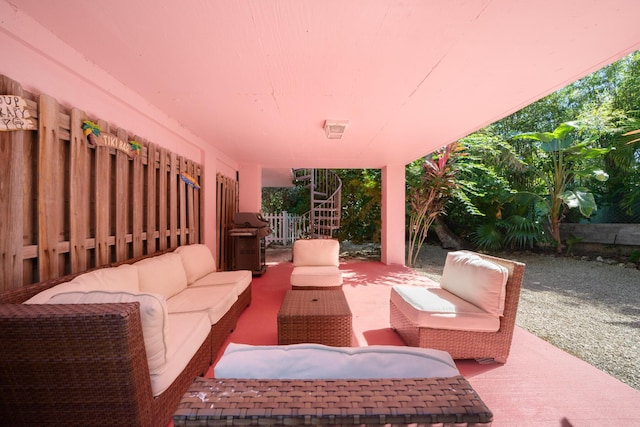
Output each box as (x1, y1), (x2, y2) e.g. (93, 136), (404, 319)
(151, 311), (210, 396)
(215, 343), (460, 379)
(174, 244), (217, 284)
(440, 251), (508, 317)
(166, 284), (238, 324)
(134, 252), (188, 299)
(290, 265), (343, 287)
(45, 290), (170, 372)
(391, 285), (500, 332)
(190, 270), (252, 296)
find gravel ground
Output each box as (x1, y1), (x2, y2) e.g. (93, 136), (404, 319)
(410, 244), (640, 391)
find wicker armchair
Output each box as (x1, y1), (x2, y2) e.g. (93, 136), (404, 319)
(391, 251), (526, 363)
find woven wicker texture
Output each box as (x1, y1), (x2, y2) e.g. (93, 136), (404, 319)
(278, 290), (352, 346)
(391, 251), (526, 363)
(173, 376), (493, 426)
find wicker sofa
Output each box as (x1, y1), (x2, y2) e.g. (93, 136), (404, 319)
(391, 250), (525, 363)
(0, 244), (252, 427)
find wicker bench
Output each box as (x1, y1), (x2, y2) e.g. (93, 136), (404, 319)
(173, 376), (494, 426)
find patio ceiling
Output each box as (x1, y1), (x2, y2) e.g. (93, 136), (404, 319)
(10, 0), (640, 173)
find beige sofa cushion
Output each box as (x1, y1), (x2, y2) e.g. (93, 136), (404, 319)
(293, 239), (340, 267)
(290, 266), (343, 287)
(46, 290), (170, 373)
(134, 252), (188, 299)
(166, 284), (238, 324)
(190, 270), (252, 296)
(174, 244), (217, 284)
(151, 311), (210, 396)
(440, 251), (508, 316)
(23, 264), (139, 304)
(391, 285), (500, 332)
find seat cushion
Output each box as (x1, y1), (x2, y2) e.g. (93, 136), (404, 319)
(174, 244), (217, 284)
(293, 239), (340, 267)
(45, 290), (170, 372)
(151, 311), (210, 396)
(166, 284), (238, 324)
(391, 285), (500, 332)
(190, 270), (252, 296)
(290, 265), (343, 287)
(440, 251), (508, 317)
(215, 343), (460, 379)
(134, 252), (188, 299)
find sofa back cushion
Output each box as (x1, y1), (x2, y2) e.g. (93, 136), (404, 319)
(440, 251), (508, 317)
(47, 290), (169, 372)
(293, 239), (340, 267)
(174, 244), (216, 284)
(23, 264), (139, 304)
(134, 252), (188, 299)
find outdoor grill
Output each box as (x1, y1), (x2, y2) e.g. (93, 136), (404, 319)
(229, 212), (271, 276)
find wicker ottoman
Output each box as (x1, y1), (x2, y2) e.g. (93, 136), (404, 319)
(278, 290), (352, 346)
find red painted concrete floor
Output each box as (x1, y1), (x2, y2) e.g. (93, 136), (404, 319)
(172, 259), (640, 427)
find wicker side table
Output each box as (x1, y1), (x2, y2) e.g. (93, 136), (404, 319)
(278, 290), (352, 346)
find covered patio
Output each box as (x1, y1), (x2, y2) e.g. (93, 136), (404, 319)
(205, 254), (640, 427)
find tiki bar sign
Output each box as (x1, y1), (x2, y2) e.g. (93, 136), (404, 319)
(0, 95), (36, 131)
(82, 120), (141, 158)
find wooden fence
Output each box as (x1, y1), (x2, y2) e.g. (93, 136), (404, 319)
(263, 212), (309, 245)
(0, 75), (203, 292)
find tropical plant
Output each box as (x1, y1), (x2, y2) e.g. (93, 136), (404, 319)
(513, 122), (612, 253)
(406, 142), (463, 266)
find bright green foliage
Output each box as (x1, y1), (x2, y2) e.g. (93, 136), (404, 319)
(334, 169), (381, 243)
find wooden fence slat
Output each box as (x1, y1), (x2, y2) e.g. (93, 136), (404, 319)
(186, 160), (196, 244)
(0, 77), (25, 290)
(146, 142), (157, 253)
(178, 156), (187, 245)
(169, 152), (178, 248)
(132, 135), (145, 257)
(37, 94), (61, 280)
(69, 108), (89, 273)
(115, 127), (129, 261)
(95, 119), (111, 266)
(157, 147), (168, 250)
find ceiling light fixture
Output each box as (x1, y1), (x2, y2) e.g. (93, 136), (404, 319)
(324, 120), (349, 139)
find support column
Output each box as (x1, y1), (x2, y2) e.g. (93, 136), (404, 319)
(381, 164), (405, 265)
(238, 163), (263, 213)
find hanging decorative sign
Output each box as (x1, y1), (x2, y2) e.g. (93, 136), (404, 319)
(81, 120), (139, 158)
(0, 95), (36, 131)
(181, 173), (201, 190)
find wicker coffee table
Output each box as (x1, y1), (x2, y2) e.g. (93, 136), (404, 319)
(278, 290), (352, 346)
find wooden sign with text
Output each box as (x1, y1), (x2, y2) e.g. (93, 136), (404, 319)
(92, 132), (136, 157)
(0, 95), (36, 131)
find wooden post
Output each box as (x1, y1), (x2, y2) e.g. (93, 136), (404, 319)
(146, 142), (157, 253)
(0, 76), (25, 290)
(69, 108), (90, 273)
(131, 135), (145, 257)
(37, 94), (61, 280)
(94, 119), (111, 266)
(115, 127), (129, 261)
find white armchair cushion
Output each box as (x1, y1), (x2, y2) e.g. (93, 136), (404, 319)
(293, 239), (340, 267)
(174, 244), (217, 284)
(134, 252), (188, 299)
(440, 251), (508, 316)
(46, 290), (170, 373)
(215, 343), (460, 379)
(290, 266), (343, 287)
